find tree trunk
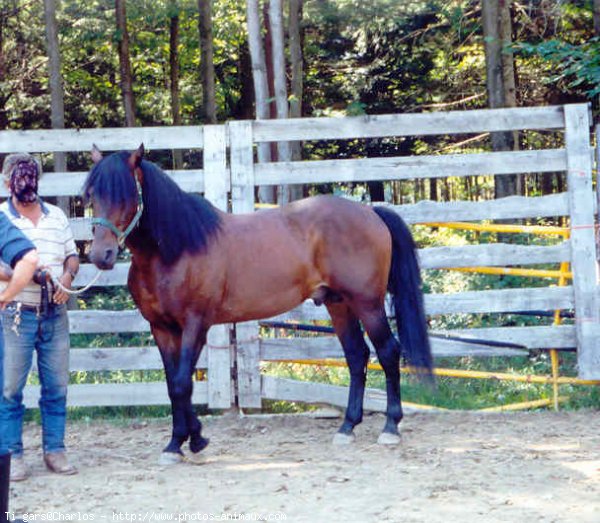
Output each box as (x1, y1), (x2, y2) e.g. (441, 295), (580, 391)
(169, 2), (183, 169)
(482, 0), (517, 200)
(429, 178), (438, 201)
(115, 0), (136, 127)
(43, 0), (69, 214)
(198, 0), (217, 124)
(269, 0), (291, 204)
(235, 40), (255, 120)
(262, 1), (278, 168)
(500, 0), (522, 194)
(43, 0), (76, 309)
(288, 0), (304, 200)
(43, 0), (65, 164)
(246, 0), (275, 203)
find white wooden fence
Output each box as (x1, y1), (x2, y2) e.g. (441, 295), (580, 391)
(1, 103), (599, 411)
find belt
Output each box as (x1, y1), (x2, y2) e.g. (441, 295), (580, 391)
(6, 301), (43, 315)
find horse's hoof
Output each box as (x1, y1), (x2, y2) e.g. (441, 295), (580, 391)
(377, 431), (401, 446)
(189, 436), (209, 454)
(332, 432), (355, 445)
(158, 452), (184, 465)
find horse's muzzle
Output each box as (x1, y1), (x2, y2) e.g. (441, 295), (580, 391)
(90, 246), (117, 270)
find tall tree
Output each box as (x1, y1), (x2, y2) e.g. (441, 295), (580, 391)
(43, 0), (70, 215)
(115, 0), (136, 126)
(269, 0), (291, 203)
(288, 0), (304, 200)
(246, 0), (275, 203)
(43, 0), (65, 167)
(198, 0), (216, 124)
(169, 1), (183, 168)
(289, 0), (302, 124)
(482, 0), (518, 200)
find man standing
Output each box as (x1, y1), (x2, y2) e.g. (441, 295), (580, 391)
(0, 153), (79, 481)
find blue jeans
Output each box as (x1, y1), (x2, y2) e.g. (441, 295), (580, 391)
(0, 326), (3, 455)
(0, 304), (70, 456)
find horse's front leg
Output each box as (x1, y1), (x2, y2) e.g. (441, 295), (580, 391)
(181, 319), (209, 454)
(154, 320), (208, 463)
(153, 326), (187, 462)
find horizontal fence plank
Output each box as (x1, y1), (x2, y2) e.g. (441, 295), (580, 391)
(420, 242), (570, 269)
(74, 263), (130, 286)
(262, 376), (428, 414)
(424, 285), (574, 315)
(68, 286), (573, 334)
(254, 149), (568, 185)
(252, 106), (566, 142)
(264, 286), (575, 323)
(70, 193), (576, 241)
(73, 240), (569, 288)
(260, 335), (527, 360)
(394, 193), (572, 223)
(68, 310), (149, 333)
(262, 375), (387, 413)
(0, 126), (204, 154)
(23, 381), (208, 408)
(0, 169), (208, 199)
(65, 346), (207, 371)
(438, 325), (576, 350)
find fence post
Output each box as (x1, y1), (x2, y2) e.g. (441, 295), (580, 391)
(229, 120), (262, 408)
(564, 104), (600, 379)
(203, 124), (233, 408)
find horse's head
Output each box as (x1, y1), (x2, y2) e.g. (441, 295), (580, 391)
(84, 144), (144, 270)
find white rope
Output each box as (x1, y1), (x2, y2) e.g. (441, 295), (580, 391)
(50, 269), (104, 295)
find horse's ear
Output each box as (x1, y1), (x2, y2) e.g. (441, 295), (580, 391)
(91, 144), (103, 164)
(129, 144), (144, 170)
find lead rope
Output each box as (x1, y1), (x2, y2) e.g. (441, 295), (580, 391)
(8, 269), (103, 338)
(50, 268), (104, 295)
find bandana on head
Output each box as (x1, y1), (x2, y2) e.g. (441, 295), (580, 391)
(10, 159), (39, 204)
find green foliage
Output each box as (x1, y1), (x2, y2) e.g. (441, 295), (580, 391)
(515, 38), (600, 98)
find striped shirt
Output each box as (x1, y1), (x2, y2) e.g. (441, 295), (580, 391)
(0, 199), (77, 305)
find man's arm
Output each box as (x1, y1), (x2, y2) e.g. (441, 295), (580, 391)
(0, 249), (38, 305)
(53, 254), (80, 305)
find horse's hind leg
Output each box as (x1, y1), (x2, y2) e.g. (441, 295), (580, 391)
(358, 307), (403, 445)
(327, 303), (370, 444)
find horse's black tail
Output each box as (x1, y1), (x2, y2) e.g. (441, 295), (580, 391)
(373, 206), (433, 378)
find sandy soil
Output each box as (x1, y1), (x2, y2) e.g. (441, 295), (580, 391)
(7, 410), (599, 523)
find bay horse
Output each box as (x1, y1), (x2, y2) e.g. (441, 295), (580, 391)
(84, 145), (432, 462)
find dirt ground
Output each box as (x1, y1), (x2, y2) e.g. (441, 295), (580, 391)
(7, 410), (599, 523)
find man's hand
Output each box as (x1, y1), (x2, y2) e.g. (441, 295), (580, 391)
(53, 272), (72, 305)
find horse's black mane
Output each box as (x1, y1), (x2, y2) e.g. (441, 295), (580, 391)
(83, 151), (221, 265)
